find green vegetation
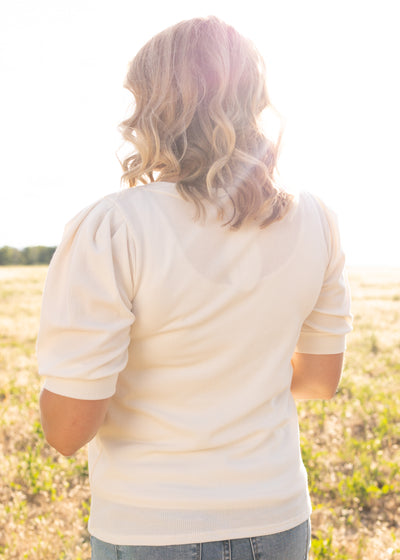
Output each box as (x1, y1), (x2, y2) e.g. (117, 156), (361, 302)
(0, 265), (399, 559)
(0, 246), (56, 266)
(297, 267), (400, 559)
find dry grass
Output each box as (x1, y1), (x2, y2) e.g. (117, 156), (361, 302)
(0, 267), (90, 560)
(299, 267), (400, 559)
(0, 265), (399, 559)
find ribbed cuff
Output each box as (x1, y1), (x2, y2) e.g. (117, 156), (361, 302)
(41, 373), (118, 400)
(295, 333), (346, 354)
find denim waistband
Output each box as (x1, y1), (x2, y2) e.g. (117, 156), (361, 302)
(90, 519), (311, 560)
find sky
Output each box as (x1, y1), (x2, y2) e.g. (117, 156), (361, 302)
(1, 0), (399, 265)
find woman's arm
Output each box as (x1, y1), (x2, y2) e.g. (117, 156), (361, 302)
(39, 389), (111, 456)
(290, 352), (344, 400)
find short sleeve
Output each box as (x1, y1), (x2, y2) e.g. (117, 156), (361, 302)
(295, 199), (352, 354)
(36, 197), (136, 399)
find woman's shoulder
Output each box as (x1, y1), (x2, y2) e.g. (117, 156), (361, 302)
(108, 182), (178, 202)
(293, 190), (339, 223)
(64, 184), (171, 231)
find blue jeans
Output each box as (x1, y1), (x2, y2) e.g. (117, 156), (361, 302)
(91, 519), (311, 559)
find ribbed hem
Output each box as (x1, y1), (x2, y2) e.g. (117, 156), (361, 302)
(89, 508), (312, 546)
(88, 490), (312, 546)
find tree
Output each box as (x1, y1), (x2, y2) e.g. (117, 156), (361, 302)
(0, 246), (24, 265)
(0, 246), (56, 265)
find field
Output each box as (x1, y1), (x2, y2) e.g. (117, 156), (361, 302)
(1, 265), (399, 559)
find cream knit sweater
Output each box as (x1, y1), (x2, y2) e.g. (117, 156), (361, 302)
(37, 183), (352, 545)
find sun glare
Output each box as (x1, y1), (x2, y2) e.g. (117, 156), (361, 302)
(0, 1), (399, 265)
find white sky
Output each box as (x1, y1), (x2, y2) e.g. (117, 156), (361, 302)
(1, 0), (399, 265)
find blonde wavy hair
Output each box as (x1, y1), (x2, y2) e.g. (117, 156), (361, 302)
(120, 16), (292, 228)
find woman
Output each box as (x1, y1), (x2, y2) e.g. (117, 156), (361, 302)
(37, 16), (352, 560)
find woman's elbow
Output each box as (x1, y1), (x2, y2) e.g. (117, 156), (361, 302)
(316, 386), (339, 400)
(41, 428), (82, 457)
(290, 376), (341, 400)
(291, 386), (338, 401)
(39, 389), (110, 456)
(290, 352), (343, 400)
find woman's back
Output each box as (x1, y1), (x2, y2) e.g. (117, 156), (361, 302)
(38, 181), (351, 544)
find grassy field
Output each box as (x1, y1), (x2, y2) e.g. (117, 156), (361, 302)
(1, 265), (399, 559)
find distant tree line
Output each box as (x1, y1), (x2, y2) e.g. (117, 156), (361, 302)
(0, 246), (56, 265)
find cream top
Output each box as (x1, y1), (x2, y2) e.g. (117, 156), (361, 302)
(37, 183), (352, 545)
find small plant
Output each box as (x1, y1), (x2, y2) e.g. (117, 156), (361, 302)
(311, 529), (351, 559)
(369, 333), (379, 354)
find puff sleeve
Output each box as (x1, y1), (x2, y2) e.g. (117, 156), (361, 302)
(37, 197), (135, 399)
(295, 199), (352, 354)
